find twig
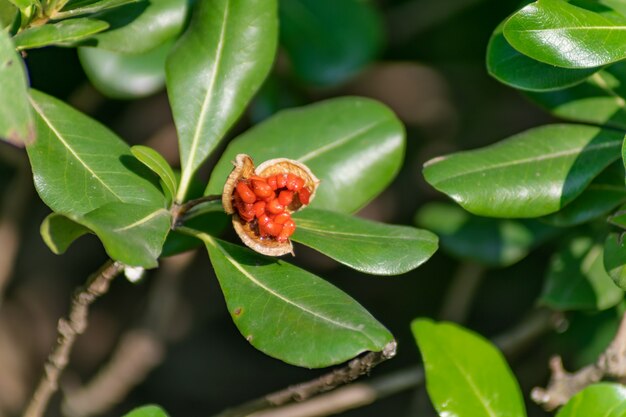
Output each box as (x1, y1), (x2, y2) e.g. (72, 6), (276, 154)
(22, 260), (124, 417)
(62, 253), (195, 417)
(532, 311), (626, 410)
(214, 341), (398, 417)
(171, 195), (222, 228)
(213, 309), (554, 417)
(439, 262), (485, 323)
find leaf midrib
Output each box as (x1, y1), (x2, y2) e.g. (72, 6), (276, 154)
(29, 96), (124, 203)
(426, 139), (621, 185)
(113, 208), (168, 232)
(296, 222), (431, 241)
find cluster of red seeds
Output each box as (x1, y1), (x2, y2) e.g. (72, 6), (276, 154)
(233, 173), (311, 243)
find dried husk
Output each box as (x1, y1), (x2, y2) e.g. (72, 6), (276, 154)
(222, 154), (320, 256)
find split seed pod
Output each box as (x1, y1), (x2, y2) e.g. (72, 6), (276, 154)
(222, 154), (320, 256)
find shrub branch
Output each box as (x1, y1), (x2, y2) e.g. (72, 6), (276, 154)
(22, 260), (124, 417)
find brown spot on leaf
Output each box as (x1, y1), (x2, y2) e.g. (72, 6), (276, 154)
(233, 307), (242, 316)
(246, 335), (253, 342)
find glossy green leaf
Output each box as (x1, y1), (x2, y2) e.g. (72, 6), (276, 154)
(279, 0), (383, 86)
(541, 236), (623, 311)
(40, 213), (90, 254)
(504, 0), (626, 69)
(166, 0), (278, 202)
(0, 29), (32, 145)
(416, 202), (559, 267)
(291, 209), (437, 275)
(130, 145), (177, 201)
(56, 0), (141, 19)
(161, 208), (229, 257)
(541, 162), (626, 227)
(78, 40), (171, 99)
(27, 90), (165, 217)
(557, 383), (626, 417)
(604, 233), (626, 290)
(200, 233), (393, 367)
(80, 203), (171, 268)
(0, 1), (17, 30)
(487, 20), (599, 91)
(12, 18), (109, 50)
(527, 64), (626, 130)
(88, 0), (189, 54)
(206, 97), (405, 214)
(423, 124), (623, 218)
(412, 319), (525, 417)
(123, 405), (169, 417)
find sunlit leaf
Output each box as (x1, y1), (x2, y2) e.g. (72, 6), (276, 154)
(131, 145), (177, 201)
(207, 97), (405, 214)
(557, 383), (626, 417)
(56, 0), (141, 19)
(13, 18), (109, 50)
(604, 233), (626, 290)
(412, 319), (525, 417)
(123, 405), (169, 417)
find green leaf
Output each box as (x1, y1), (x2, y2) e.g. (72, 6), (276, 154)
(80, 203), (171, 268)
(541, 162), (626, 227)
(166, 0), (278, 202)
(56, 0), (141, 19)
(279, 0), (383, 86)
(291, 208), (437, 275)
(206, 97), (405, 214)
(527, 63), (626, 130)
(604, 233), (626, 290)
(487, 20), (599, 91)
(201, 233), (393, 367)
(0, 29), (33, 145)
(557, 383), (626, 417)
(123, 405), (169, 417)
(541, 236), (623, 311)
(27, 90), (166, 217)
(415, 202), (559, 267)
(40, 213), (90, 254)
(412, 319), (525, 417)
(161, 208), (229, 257)
(7, 0), (33, 11)
(503, 0), (626, 69)
(88, 0), (190, 54)
(78, 40), (171, 99)
(423, 124), (623, 218)
(12, 18), (110, 50)
(0, 1), (17, 30)
(130, 145), (177, 201)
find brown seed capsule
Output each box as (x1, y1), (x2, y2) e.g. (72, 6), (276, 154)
(222, 154), (320, 256)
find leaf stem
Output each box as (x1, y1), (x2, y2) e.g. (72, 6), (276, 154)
(22, 260), (124, 417)
(171, 195), (222, 228)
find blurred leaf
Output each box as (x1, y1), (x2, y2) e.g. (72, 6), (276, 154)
(291, 208), (438, 275)
(0, 1), (17, 29)
(279, 0), (383, 86)
(541, 236), (623, 311)
(78, 40), (171, 99)
(541, 162), (626, 227)
(131, 145), (177, 201)
(27, 90), (165, 217)
(207, 97), (405, 214)
(416, 202), (559, 267)
(40, 213), (90, 254)
(79, 203), (171, 268)
(487, 20), (599, 91)
(123, 405), (169, 417)
(604, 233), (626, 290)
(249, 75), (304, 123)
(13, 18), (109, 50)
(527, 63), (626, 130)
(0, 29), (32, 145)
(556, 383), (626, 417)
(412, 319), (525, 417)
(7, 0), (33, 10)
(504, 0), (626, 68)
(56, 0), (141, 19)
(423, 124), (623, 218)
(202, 233), (393, 367)
(167, 0), (277, 202)
(89, 0), (189, 54)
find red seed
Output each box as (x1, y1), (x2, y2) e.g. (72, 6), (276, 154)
(286, 173), (298, 190)
(274, 212), (290, 224)
(236, 182), (256, 204)
(267, 199), (284, 214)
(298, 187), (311, 205)
(253, 201), (266, 218)
(252, 179), (273, 198)
(276, 173), (288, 188)
(266, 175), (278, 190)
(277, 219), (296, 242)
(258, 213), (271, 226)
(264, 221), (283, 237)
(278, 190), (293, 206)
(238, 206), (255, 222)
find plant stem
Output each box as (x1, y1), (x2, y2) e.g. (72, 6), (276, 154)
(22, 260), (124, 417)
(171, 195), (222, 227)
(439, 262), (485, 322)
